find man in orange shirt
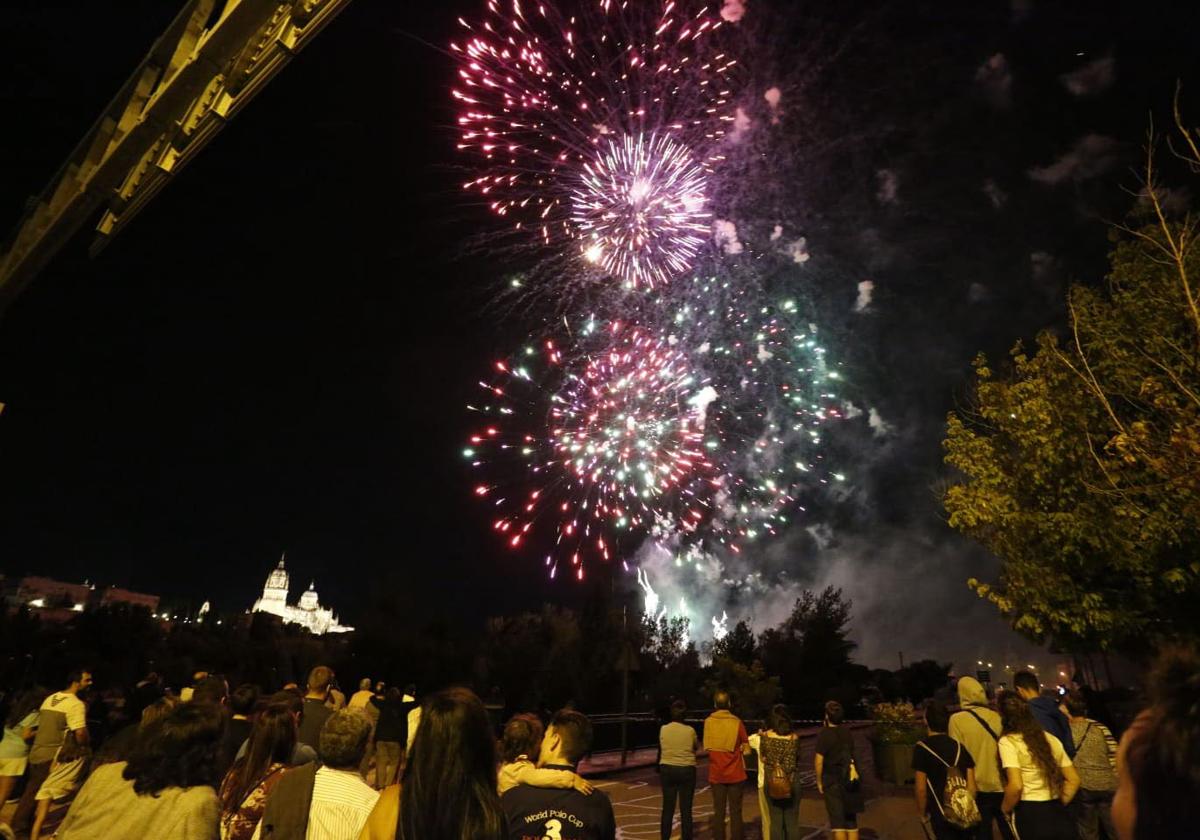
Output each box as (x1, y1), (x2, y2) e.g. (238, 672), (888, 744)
(703, 690), (750, 840)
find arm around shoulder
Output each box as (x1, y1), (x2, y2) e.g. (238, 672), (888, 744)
(515, 764), (590, 793)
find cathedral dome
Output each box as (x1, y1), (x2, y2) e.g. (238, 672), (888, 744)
(299, 582), (319, 610)
(265, 558), (289, 592)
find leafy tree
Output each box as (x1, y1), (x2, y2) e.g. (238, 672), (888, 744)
(710, 620), (757, 666)
(757, 586), (858, 709)
(944, 113), (1200, 652)
(896, 659), (952, 703)
(703, 657), (782, 719)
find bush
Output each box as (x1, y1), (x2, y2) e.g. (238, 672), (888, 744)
(871, 701), (921, 745)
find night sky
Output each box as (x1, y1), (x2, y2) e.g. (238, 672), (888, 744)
(1, 0), (1197, 670)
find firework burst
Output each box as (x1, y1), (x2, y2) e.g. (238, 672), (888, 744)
(661, 276), (848, 551)
(451, 0), (738, 288)
(572, 132), (710, 288)
(466, 317), (720, 580)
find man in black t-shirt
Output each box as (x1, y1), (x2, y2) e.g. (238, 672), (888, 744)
(296, 665), (335, 749)
(912, 701), (977, 840)
(502, 709), (616, 840)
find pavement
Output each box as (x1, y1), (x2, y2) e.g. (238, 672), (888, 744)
(1, 728), (934, 840)
(582, 727), (932, 840)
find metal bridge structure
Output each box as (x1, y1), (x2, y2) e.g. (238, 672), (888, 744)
(0, 0), (353, 316)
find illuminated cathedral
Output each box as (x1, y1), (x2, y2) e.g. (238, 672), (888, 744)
(251, 557), (352, 635)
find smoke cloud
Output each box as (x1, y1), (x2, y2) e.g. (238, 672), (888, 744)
(854, 280), (874, 313)
(720, 0), (747, 24)
(713, 219), (744, 255)
(1060, 55), (1115, 97)
(1028, 134), (1119, 185)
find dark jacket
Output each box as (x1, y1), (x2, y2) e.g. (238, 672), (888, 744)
(502, 766), (616, 840)
(258, 761), (317, 840)
(1029, 695), (1076, 759)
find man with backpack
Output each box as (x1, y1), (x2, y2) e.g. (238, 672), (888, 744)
(948, 677), (1012, 840)
(913, 701), (980, 839)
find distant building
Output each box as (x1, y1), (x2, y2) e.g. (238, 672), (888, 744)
(98, 586), (160, 613)
(4, 577), (160, 621)
(16, 576), (93, 612)
(251, 558), (352, 635)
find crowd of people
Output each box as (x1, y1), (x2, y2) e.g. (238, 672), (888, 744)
(0, 646), (1195, 840)
(651, 651), (1197, 840)
(0, 665), (615, 840)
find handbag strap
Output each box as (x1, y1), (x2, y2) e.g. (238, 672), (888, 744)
(1074, 722), (1093, 752)
(965, 709), (1001, 742)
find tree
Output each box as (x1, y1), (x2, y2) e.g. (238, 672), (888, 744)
(710, 620), (757, 666)
(944, 109), (1200, 652)
(703, 657), (782, 719)
(896, 659), (952, 704)
(757, 586), (858, 709)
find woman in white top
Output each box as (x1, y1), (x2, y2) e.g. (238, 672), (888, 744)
(998, 694), (1080, 840)
(748, 705), (802, 840)
(658, 700), (700, 840)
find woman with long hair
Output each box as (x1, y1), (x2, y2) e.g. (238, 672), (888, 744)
(218, 703), (297, 840)
(359, 687), (506, 840)
(0, 687), (48, 807)
(750, 704), (802, 840)
(55, 701), (225, 839)
(998, 694), (1079, 839)
(498, 713), (591, 796)
(1112, 645), (1200, 839)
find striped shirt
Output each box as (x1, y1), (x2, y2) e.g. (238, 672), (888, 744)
(300, 767), (378, 840)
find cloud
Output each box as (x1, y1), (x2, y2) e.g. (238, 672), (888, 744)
(854, 280), (874, 313)
(876, 169), (899, 204)
(1030, 250), (1058, 282)
(974, 54), (1012, 108)
(770, 224), (783, 242)
(983, 179), (1007, 209)
(868, 407), (893, 437)
(1137, 183), (1192, 217)
(1028, 134), (1119, 185)
(720, 0), (747, 23)
(1060, 55), (1115, 97)
(713, 219), (743, 255)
